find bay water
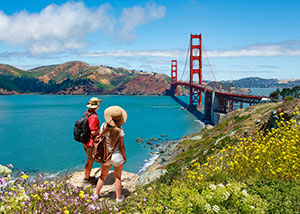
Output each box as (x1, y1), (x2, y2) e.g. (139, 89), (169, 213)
(0, 95), (203, 176)
(248, 88), (277, 96)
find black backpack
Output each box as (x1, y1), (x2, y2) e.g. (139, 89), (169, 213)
(73, 113), (95, 142)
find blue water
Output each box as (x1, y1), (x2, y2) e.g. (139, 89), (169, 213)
(248, 88), (277, 96)
(0, 95), (203, 175)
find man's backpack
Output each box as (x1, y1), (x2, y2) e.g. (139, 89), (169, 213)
(73, 113), (95, 142)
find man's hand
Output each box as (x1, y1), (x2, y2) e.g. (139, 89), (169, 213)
(91, 129), (100, 137)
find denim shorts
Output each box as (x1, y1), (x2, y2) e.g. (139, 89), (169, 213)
(103, 149), (124, 166)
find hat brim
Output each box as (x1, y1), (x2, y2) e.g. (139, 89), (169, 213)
(86, 99), (103, 109)
(86, 104), (100, 109)
(104, 106), (127, 127)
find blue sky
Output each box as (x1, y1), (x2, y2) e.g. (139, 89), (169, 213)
(0, 0), (299, 80)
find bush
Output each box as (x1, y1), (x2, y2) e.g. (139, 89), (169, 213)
(246, 177), (300, 213)
(122, 181), (268, 213)
(187, 108), (300, 181)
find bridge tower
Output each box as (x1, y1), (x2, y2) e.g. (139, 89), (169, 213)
(190, 34), (202, 107)
(171, 60), (177, 84)
(170, 59), (178, 96)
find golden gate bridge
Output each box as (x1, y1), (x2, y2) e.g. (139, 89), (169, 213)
(169, 34), (266, 125)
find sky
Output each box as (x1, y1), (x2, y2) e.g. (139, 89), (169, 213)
(0, 0), (299, 81)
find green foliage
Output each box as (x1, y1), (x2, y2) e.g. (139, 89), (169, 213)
(233, 115), (250, 123)
(123, 181), (267, 214)
(0, 76), (47, 93)
(284, 96), (294, 102)
(157, 162), (182, 185)
(246, 177), (300, 214)
(270, 86), (300, 100)
(110, 76), (133, 87)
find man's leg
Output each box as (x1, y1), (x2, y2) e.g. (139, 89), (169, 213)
(83, 144), (95, 182)
(84, 159), (94, 180)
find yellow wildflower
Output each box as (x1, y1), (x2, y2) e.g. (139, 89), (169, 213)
(21, 174), (29, 180)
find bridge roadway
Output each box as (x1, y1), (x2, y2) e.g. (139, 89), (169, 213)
(173, 81), (265, 102)
(170, 81), (266, 125)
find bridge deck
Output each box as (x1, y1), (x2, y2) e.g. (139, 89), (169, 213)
(172, 81), (266, 101)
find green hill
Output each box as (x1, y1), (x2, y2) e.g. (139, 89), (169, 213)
(0, 61), (171, 95)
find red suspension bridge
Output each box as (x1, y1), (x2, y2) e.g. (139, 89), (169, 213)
(169, 34), (266, 125)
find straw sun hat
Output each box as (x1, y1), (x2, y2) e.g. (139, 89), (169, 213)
(104, 106), (127, 127)
(86, 97), (103, 109)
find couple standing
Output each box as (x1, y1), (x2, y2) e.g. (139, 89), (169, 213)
(82, 97), (127, 202)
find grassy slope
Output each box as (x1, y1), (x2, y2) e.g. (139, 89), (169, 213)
(164, 99), (300, 179)
(122, 98), (300, 213)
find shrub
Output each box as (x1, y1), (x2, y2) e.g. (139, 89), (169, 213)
(122, 181), (268, 213)
(187, 108), (300, 181)
(246, 177), (300, 214)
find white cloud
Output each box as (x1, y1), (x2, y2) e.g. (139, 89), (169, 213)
(117, 3), (166, 42)
(0, 2), (115, 54)
(81, 40), (300, 59)
(206, 41), (300, 57)
(0, 2), (167, 54)
(82, 49), (184, 58)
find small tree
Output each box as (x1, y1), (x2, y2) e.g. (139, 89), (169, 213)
(269, 88), (280, 101)
(291, 86), (300, 98)
(280, 88), (292, 98)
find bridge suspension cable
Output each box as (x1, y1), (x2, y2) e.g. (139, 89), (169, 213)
(203, 42), (220, 89)
(179, 39), (190, 82)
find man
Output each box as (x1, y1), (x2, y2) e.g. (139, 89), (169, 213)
(82, 97), (102, 184)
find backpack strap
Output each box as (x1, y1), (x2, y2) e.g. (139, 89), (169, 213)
(87, 112), (95, 118)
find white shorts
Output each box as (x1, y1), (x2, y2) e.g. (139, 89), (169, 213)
(103, 150), (125, 167)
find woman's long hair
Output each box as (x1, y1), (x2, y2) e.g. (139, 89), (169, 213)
(102, 123), (121, 149)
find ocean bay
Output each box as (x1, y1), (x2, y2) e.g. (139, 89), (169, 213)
(0, 95), (203, 175)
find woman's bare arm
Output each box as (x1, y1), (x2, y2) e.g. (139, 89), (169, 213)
(119, 137), (126, 163)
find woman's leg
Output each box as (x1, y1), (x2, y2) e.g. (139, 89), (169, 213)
(94, 164), (111, 196)
(113, 164), (124, 199)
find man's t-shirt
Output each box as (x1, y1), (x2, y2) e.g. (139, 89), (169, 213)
(83, 110), (100, 147)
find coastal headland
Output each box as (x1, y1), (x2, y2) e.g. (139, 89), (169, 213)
(66, 98), (300, 200)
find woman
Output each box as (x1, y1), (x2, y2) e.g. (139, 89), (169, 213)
(94, 106), (127, 202)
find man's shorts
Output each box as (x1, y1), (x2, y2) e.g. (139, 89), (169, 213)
(83, 144), (94, 160)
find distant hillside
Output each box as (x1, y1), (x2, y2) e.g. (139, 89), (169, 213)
(0, 61), (171, 95)
(224, 77), (300, 88)
(205, 81), (250, 93)
(2, 63), (298, 95)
